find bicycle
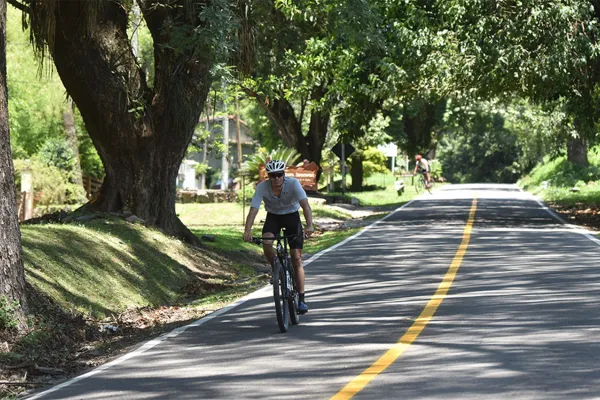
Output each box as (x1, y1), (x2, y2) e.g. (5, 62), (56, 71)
(252, 231), (302, 333)
(414, 172), (434, 194)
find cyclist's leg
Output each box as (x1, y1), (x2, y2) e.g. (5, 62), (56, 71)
(425, 171), (432, 187)
(284, 212), (304, 289)
(290, 249), (304, 293)
(284, 212), (308, 312)
(262, 213), (280, 267)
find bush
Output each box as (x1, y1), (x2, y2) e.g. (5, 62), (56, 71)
(237, 181), (256, 203)
(13, 158), (87, 207)
(38, 138), (76, 172)
(0, 296), (19, 330)
(362, 147), (388, 178)
(429, 159), (443, 181)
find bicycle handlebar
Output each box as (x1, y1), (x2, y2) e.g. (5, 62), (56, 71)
(251, 233), (302, 245)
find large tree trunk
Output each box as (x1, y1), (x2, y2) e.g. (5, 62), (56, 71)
(567, 136), (588, 166)
(0, 0), (27, 330)
(42, 1), (213, 243)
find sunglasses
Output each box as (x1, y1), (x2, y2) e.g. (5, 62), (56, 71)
(268, 173), (284, 179)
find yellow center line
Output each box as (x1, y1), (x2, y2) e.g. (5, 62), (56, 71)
(330, 197), (478, 400)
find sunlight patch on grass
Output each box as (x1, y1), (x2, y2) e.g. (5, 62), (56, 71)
(303, 228), (362, 255)
(21, 220), (243, 318)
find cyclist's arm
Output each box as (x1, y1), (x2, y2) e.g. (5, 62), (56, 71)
(243, 207), (259, 242)
(299, 198), (314, 238)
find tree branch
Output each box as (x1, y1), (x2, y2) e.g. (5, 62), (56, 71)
(7, 0), (28, 13)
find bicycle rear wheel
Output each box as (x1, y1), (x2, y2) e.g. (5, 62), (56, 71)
(273, 259), (289, 333)
(287, 257), (300, 325)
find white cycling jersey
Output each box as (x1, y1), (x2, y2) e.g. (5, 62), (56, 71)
(250, 177), (307, 215)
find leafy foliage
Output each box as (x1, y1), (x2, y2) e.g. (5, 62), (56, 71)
(440, 0), (600, 147)
(437, 103), (522, 183)
(240, 146), (301, 181)
(0, 296), (19, 330)
(362, 147), (388, 178)
(38, 138), (76, 172)
(429, 159), (443, 181)
(519, 150), (600, 190)
(13, 158), (86, 206)
(6, 5), (65, 158)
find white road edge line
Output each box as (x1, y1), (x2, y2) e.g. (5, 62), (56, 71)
(518, 186), (600, 247)
(25, 198), (419, 399)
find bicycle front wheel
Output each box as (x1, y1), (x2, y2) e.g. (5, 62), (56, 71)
(287, 257), (300, 325)
(273, 259), (289, 333)
(415, 177), (425, 193)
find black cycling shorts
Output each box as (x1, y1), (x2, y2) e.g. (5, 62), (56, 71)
(262, 211), (304, 249)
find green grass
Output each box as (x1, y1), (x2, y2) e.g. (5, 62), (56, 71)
(519, 146), (600, 205)
(176, 201), (353, 228)
(20, 175), (422, 323)
(326, 172), (427, 207)
(21, 219), (245, 318)
(536, 185), (600, 205)
(303, 228), (361, 254)
(176, 202), (258, 227)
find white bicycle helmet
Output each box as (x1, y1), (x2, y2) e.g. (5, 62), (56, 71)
(265, 159), (286, 173)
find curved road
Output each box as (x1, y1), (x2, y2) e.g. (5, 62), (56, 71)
(26, 184), (600, 399)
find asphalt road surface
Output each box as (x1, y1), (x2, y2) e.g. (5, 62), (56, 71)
(26, 184), (600, 400)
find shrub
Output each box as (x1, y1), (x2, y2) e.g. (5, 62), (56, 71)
(429, 159), (443, 181)
(0, 296), (19, 330)
(362, 147), (388, 178)
(13, 158), (86, 208)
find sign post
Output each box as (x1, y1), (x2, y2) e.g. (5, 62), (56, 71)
(331, 143), (355, 194)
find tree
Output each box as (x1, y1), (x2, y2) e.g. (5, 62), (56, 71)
(0, 0), (27, 330)
(441, 0), (600, 165)
(241, 0), (396, 178)
(385, 99), (447, 160)
(437, 101), (522, 183)
(5, 4), (64, 158)
(9, 0), (231, 243)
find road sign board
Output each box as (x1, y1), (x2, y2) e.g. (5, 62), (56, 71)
(332, 143), (355, 160)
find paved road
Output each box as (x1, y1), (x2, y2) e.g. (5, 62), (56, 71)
(27, 184), (600, 399)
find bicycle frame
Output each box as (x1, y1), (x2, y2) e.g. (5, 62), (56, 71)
(252, 231), (302, 332)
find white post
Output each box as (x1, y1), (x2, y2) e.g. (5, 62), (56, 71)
(221, 115), (229, 190)
(221, 83), (229, 190)
(131, 3), (141, 58)
(21, 160), (33, 220)
(391, 155), (395, 173)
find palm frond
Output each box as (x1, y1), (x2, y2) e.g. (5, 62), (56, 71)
(241, 146), (301, 181)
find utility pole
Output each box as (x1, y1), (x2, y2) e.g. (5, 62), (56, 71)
(221, 84), (229, 190)
(201, 103), (209, 190)
(235, 96), (243, 170)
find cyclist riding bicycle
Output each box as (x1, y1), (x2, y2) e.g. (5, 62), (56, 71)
(243, 159), (314, 314)
(413, 154), (432, 189)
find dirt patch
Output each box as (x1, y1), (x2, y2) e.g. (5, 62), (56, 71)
(547, 202), (600, 232)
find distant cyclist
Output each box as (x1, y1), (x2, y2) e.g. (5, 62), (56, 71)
(413, 154), (432, 189)
(243, 159), (314, 314)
